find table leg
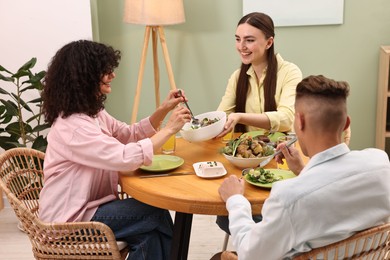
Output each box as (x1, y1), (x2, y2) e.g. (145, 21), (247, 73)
(170, 212), (193, 260)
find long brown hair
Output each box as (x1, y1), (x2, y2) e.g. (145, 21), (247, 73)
(235, 12), (277, 132)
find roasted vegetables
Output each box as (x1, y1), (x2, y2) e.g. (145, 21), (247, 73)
(221, 134), (274, 158)
(246, 167), (283, 184)
(191, 117), (220, 129)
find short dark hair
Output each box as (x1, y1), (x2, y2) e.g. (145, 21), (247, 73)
(42, 40), (121, 125)
(296, 75), (350, 101)
(296, 75), (350, 132)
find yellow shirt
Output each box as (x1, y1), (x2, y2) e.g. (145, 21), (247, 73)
(217, 54), (302, 132)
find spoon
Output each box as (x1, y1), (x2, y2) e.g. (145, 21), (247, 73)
(177, 90), (200, 128)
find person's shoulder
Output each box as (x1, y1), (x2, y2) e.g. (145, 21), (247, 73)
(355, 148), (389, 162)
(54, 113), (91, 124)
(276, 53), (302, 76)
(230, 67), (242, 78)
(345, 148), (390, 173)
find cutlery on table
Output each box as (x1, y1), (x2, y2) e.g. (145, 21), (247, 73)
(177, 90), (200, 128)
(258, 136), (298, 168)
(140, 172), (195, 178)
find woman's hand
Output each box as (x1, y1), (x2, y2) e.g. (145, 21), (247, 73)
(149, 89), (188, 129)
(150, 106), (191, 152)
(161, 89), (187, 111)
(275, 142), (305, 175)
(164, 106), (191, 134)
(216, 113), (241, 138)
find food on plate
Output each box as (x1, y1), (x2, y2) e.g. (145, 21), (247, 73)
(246, 167), (283, 184)
(191, 117), (220, 129)
(198, 161), (225, 176)
(221, 134), (274, 158)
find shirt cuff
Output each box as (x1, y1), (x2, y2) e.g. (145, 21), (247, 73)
(264, 112), (279, 132)
(226, 194), (251, 211)
(136, 138), (154, 165)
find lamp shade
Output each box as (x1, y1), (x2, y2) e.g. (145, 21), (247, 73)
(124, 0), (185, 26)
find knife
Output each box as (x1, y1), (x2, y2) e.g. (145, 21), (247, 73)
(140, 172), (195, 178)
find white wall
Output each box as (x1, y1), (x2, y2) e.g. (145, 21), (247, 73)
(0, 0), (92, 72)
(0, 0), (93, 208)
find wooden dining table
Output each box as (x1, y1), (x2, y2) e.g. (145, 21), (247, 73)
(120, 135), (307, 260)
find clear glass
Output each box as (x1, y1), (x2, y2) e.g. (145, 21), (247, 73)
(162, 134), (176, 154)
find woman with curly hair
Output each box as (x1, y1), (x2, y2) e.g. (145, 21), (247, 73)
(39, 40), (191, 260)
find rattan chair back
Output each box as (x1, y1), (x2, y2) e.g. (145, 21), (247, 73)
(0, 147), (129, 259)
(293, 223), (390, 259)
(214, 223), (390, 260)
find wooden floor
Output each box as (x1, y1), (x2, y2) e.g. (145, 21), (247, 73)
(0, 205), (233, 260)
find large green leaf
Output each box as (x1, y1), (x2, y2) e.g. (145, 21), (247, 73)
(0, 88), (10, 95)
(32, 123), (50, 132)
(0, 136), (20, 150)
(12, 70), (30, 79)
(0, 64), (12, 74)
(29, 97), (42, 103)
(5, 122), (22, 135)
(32, 135), (47, 152)
(0, 114), (13, 124)
(20, 84), (37, 93)
(0, 99), (18, 116)
(17, 57), (36, 73)
(10, 93), (32, 112)
(0, 73), (14, 82)
(27, 71), (45, 84)
(0, 105), (5, 115)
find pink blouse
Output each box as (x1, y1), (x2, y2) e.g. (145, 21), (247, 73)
(39, 110), (156, 222)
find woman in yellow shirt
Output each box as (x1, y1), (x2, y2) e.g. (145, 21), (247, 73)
(217, 12), (302, 135)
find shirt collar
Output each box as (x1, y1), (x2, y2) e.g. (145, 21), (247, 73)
(300, 143), (350, 176)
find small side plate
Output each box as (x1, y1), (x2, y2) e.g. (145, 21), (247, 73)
(193, 161), (227, 179)
(140, 155), (184, 172)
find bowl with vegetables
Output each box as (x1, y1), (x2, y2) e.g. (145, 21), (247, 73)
(221, 133), (275, 169)
(180, 111), (226, 142)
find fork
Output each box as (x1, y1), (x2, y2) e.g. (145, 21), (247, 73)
(177, 90), (200, 128)
(258, 136), (298, 168)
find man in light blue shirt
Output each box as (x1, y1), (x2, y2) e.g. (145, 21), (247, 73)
(218, 75), (390, 259)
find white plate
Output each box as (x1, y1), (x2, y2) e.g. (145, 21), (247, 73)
(193, 161), (227, 179)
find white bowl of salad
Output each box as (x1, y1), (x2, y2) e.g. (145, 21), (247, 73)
(180, 111), (226, 142)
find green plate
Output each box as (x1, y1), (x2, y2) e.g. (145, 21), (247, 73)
(140, 155), (184, 172)
(245, 131), (286, 143)
(244, 168), (296, 188)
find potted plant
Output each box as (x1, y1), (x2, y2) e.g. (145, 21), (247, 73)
(0, 57), (49, 152)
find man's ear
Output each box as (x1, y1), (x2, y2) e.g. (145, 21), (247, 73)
(343, 116), (351, 131)
(296, 112), (305, 131)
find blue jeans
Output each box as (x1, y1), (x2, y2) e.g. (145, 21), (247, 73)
(91, 198), (173, 260)
(216, 214), (263, 235)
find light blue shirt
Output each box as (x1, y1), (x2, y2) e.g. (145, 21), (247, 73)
(227, 143), (390, 260)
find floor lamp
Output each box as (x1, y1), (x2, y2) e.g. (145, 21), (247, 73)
(123, 0), (185, 123)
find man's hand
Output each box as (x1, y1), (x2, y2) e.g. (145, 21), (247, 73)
(275, 143), (305, 175)
(218, 175), (245, 202)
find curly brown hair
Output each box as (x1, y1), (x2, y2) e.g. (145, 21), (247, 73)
(42, 40), (121, 125)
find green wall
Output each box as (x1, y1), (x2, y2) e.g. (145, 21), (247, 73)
(92, 0), (390, 150)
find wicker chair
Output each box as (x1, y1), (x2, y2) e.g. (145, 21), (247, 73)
(0, 147), (129, 260)
(212, 222), (390, 260)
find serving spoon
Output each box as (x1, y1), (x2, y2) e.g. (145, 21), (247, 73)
(177, 90), (200, 128)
